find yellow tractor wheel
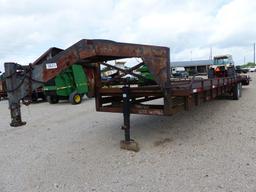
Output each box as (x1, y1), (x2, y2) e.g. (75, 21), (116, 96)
(69, 92), (82, 105)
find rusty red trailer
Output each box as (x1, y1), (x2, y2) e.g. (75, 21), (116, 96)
(4, 39), (247, 151)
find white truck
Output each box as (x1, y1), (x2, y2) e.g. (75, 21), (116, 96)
(171, 67), (189, 78)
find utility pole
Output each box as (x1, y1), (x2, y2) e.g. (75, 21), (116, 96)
(209, 46), (213, 60)
(244, 56), (246, 65)
(254, 43), (255, 65)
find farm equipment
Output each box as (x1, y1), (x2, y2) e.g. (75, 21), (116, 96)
(208, 54), (236, 78)
(136, 64), (156, 85)
(4, 39), (250, 151)
(44, 64), (91, 104)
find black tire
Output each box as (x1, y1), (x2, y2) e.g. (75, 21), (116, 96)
(41, 95), (47, 101)
(208, 68), (215, 79)
(86, 91), (94, 98)
(69, 91), (82, 105)
(32, 97), (38, 103)
(233, 83), (241, 100)
(239, 83), (242, 98)
(47, 96), (59, 104)
(31, 92), (38, 103)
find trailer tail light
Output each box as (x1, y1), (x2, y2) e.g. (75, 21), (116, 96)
(193, 89), (197, 93)
(193, 87), (203, 93)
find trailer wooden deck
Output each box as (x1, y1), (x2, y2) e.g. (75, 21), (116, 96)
(96, 77), (242, 116)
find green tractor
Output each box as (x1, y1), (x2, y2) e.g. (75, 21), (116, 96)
(44, 64), (93, 104)
(208, 54), (236, 78)
(136, 64), (156, 85)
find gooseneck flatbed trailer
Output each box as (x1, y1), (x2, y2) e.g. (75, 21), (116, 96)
(4, 39), (247, 151)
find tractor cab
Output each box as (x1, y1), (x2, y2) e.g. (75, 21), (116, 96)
(213, 55), (234, 66)
(208, 54), (236, 78)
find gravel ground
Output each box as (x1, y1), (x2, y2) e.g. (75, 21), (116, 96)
(0, 74), (256, 192)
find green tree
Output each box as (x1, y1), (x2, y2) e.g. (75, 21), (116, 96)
(240, 62), (256, 68)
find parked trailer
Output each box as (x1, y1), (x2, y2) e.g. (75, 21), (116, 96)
(4, 39), (248, 151)
(0, 79), (7, 100)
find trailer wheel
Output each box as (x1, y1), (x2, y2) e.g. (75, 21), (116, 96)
(239, 83), (242, 98)
(208, 68), (215, 79)
(233, 83), (241, 100)
(69, 92), (82, 104)
(47, 96), (59, 104)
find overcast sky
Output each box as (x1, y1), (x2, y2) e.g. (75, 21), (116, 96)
(0, 0), (256, 72)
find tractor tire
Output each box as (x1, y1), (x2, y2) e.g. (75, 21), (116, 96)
(208, 68), (215, 79)
(47, 96), (59, 104)
(69, 92), (82, 105)
(233, 83), (242, 100)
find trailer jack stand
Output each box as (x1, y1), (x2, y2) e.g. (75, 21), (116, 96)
(120, 83), (139, 152)
(120, 139), (139, 152)
(10, 103), (26, 127)
(10, 117), (26, 127)
(4, 63), (27, 127)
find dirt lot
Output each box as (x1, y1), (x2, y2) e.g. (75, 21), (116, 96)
(0, 74), (256, 192)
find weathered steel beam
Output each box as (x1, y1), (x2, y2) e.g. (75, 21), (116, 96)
(41, 39), (170, 87)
